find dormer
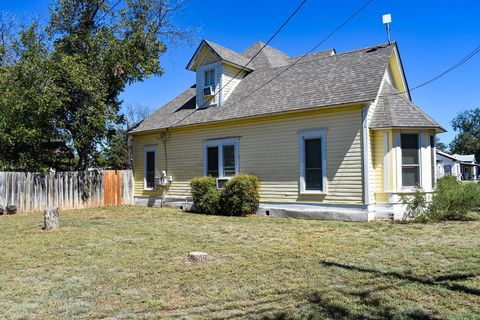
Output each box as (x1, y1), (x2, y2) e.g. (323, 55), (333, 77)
(186, 40), (254, 109)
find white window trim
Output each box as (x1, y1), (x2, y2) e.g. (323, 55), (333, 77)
(299, 129), (327, 195)
(197, 62), (223, 108)
(143, 145), (157, 190)
(203, 138), (239, 178)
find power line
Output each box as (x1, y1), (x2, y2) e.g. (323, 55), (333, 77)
(167, 0), (310, 128)
(198, 0), (375, 120)
(381, 44), (480, 98)
(96, 0), (122, 23)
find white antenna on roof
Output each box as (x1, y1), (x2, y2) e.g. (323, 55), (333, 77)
(382, 14), (392, 44)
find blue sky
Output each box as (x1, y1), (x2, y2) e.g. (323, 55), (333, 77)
(2, 1), (479, 145)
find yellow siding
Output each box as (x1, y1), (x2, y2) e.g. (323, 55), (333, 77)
(223, 64), (246, 101)
(370, 129), (385, 202)
(388, 52), (407, 97)
(132, 105), (365, 204)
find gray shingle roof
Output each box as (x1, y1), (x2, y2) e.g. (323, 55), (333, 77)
(370, 82), (445, 131)
(131, 43), (403, 134)
(241, 41), (290, 69)
(202, 40), (253, 70)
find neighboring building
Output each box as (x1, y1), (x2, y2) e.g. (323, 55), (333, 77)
(129, 39), (444, 221)
(436, 150), (478, 180)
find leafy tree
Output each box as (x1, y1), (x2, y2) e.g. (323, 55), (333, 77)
(435, 136), (448, 152)
(449, 108), (480, 160)
(0, 0), (188, 171)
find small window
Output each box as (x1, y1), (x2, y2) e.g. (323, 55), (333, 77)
(299, 129), (327, 194)
(401, 134), (420, 187)
(204, 139), (239, 179)
(144, 147), (156, 190)
(444, 165), (452, 176)
(204, 69), (215, 88)
(206, 146), (219, 177)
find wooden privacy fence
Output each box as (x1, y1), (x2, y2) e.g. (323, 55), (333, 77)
(0, 170), (134, 213)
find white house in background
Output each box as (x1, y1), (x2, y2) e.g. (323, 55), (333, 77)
(436, 150), (479, 180)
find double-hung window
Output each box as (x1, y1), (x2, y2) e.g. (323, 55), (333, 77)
(204, 139), (239, 178)
(144, 146), (156, 190)
(299, 129), (327, 194)
(203, 68), (217, 106)
(401, 134), (420, 187)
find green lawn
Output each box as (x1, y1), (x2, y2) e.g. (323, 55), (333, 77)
(1, 207), (479, 319)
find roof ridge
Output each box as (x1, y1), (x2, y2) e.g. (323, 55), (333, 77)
(262, 42), (394, 71)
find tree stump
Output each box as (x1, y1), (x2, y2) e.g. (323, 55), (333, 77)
(44, 208), (60, 230)
(187, 252), (208, 263)
(6, 205), (17, 215)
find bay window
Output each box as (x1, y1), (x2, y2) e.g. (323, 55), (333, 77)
(299, 129), (327, 194)
(204, 139), (239, 178)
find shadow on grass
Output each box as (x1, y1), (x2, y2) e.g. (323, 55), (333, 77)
(260, 260), (480, 320)
(321, 260), (480, 296)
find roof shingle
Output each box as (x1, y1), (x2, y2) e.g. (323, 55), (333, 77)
(370, 82), (445, 131)
(131, 43), (418, 134)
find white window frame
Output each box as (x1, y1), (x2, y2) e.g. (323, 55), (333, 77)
(203, 138), (239, 178)
(299, 129), (327, 194)
(196, 62), (222, 108)
(143, 145), (157, 190)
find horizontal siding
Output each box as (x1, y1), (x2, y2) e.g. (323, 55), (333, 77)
(370, 129), (385, 199)
(223, 64), (245, 101)
(133, 105), (364, 204)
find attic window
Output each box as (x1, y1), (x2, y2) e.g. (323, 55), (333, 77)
(202, 68), (217, 107)
(204, 69), (215, 88)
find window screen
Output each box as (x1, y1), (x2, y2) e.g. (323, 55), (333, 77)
(207, 146), (219, 177)
(401, 134), (419, 187)
(145, 151), (155, 189)
(223, 145), (236, 177)
(305, 138), (323, 190)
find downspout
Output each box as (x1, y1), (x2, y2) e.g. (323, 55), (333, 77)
(362, 104), (371, 207)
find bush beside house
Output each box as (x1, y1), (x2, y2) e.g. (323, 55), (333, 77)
(190, 174), (260, 216)
(402, 177), (480, 222)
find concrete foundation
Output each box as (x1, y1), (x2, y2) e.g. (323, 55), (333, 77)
(133, 197), (413, 221)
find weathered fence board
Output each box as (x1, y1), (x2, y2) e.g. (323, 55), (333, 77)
(0, 170), (133, 213)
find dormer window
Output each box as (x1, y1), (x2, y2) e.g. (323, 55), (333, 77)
(199, 66), (218, 107)
(204, 69), (215, 88)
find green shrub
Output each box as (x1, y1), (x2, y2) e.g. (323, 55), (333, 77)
(219, 174), (260, 216)
(190, 174), (260, 216)
(401, 177), (480, 222)
(429, 177), (479, 221)
(190, 176), (220, 214)
(400, 188), (429, 222)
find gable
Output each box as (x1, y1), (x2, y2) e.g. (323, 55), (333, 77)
(190, 45), (221, 71)
(386, 47), (410, 99)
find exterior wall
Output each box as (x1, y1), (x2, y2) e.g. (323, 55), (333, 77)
(436, 154), (461, 180)
(132, 105), (365, 205)
(222, 64), (246, 101)
(370, 130), (385, 202)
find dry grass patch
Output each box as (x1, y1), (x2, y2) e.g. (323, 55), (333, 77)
(0, 206), (479, 319)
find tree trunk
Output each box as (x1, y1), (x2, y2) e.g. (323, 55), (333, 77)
(187, 252), (208, 263)
(44, 207), (60, 230)
(6, 205), (16, 214)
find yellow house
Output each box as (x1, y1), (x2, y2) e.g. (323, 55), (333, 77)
(129, 40), (444, 221)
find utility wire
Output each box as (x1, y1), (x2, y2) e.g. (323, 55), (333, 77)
(166, 0), (311, 128)
(171, 0), (375, 128)
(380, 44), (480, 98)
(97, 0), (122, 23)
